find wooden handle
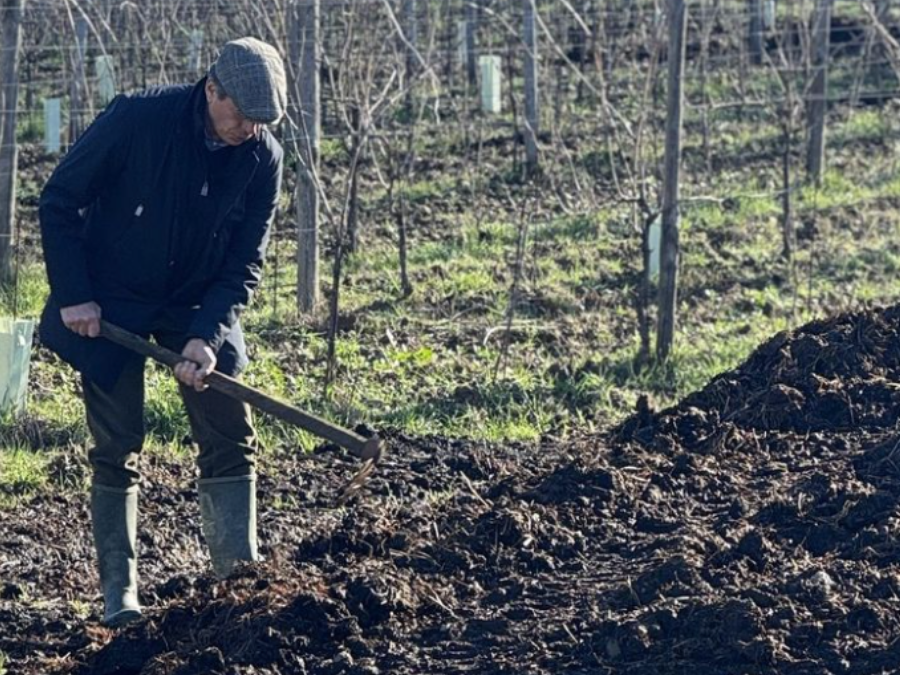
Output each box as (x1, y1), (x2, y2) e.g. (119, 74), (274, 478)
(99, 320), (383, 461)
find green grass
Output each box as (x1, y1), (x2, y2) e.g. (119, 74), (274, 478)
(145, 364), (191, 443)
(0, 262), (47, 318)
(834, 109), (892, 145)
(16, 111), (44, 145)
(319, 138), (346, 163)
(801, 170), (874, 210)
(0, 444), (49, 506)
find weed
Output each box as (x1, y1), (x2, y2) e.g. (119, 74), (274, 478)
(68, 599), (92, 620)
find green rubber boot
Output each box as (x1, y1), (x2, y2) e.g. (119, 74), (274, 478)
(197, 475), (258, 578)
(91, 484), (142, 627)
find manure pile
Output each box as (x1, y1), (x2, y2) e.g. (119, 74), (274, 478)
(5, 306), (900, 674)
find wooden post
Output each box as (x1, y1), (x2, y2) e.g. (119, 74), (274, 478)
(0, 0), (24, 285)
(657, 0), (687, 362)
(404, 0), (417, 116)
(69, 16), (89, 144)
(457, 19), (468, 71)
(699, 0), (712, 175)
(295, 0), (321, 314)
(441, 0), (455, 91)
(781, 120), (794, 259)
(552, 10), (564, 129)
(600, 0), (614, 97)
(748, 0), (764, 65)
(465, 0), (478, 88)
(399, 0), (418, 298)
(523, 0), (539, 173)
(807, 0), (833, 183)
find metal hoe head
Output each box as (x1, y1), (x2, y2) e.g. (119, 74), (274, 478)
(337, 437), (386, 505)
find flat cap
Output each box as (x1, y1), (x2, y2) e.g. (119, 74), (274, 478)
(210, 37), (287, 124)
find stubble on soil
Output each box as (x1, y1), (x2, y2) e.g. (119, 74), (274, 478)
(6, 305), (900, 674)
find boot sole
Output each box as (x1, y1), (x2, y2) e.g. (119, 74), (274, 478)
(103, 608), (142, 628)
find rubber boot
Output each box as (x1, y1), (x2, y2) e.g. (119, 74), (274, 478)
(91, 484), (142, 627)
(197, 475), (258, 578)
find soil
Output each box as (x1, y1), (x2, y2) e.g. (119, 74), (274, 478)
(6, 308), (900, 675)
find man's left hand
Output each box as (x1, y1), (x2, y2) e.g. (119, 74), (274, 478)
(175, 339), (217, 392)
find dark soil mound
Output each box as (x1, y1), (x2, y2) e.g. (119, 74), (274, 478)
(620, 304), (900, 443)
(5, 304), (900, 674)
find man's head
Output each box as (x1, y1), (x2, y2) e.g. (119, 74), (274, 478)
(206, 37), (287, 146)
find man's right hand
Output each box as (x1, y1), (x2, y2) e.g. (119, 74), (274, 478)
(61, 301), (102, 338)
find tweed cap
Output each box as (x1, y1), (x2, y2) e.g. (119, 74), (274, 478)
(210, 37), (287, 124)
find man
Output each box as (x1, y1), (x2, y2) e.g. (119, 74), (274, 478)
(38, 37), (286, 627)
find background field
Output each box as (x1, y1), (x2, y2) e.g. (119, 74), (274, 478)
(3, 1), (900, 673)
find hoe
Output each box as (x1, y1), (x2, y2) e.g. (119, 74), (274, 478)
(99, 320), (385, 502)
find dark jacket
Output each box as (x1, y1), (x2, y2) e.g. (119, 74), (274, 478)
(39, 78), (283, 390)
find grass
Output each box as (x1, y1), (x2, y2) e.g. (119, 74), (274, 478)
(0, 444), (49, 507)
(833, 109), (893, 145)
(0, 262), (46, 318)
(145, 364), (191, 443)
(4, 85), (900, 506)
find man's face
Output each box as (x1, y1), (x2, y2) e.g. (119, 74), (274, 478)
(205, 79), (263, 146)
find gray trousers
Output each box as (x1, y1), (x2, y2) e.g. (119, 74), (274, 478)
(83, 346), (257, 489)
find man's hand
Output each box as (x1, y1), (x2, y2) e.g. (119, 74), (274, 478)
(61, 301), (102, 337)
(174, 339), (217, 392)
